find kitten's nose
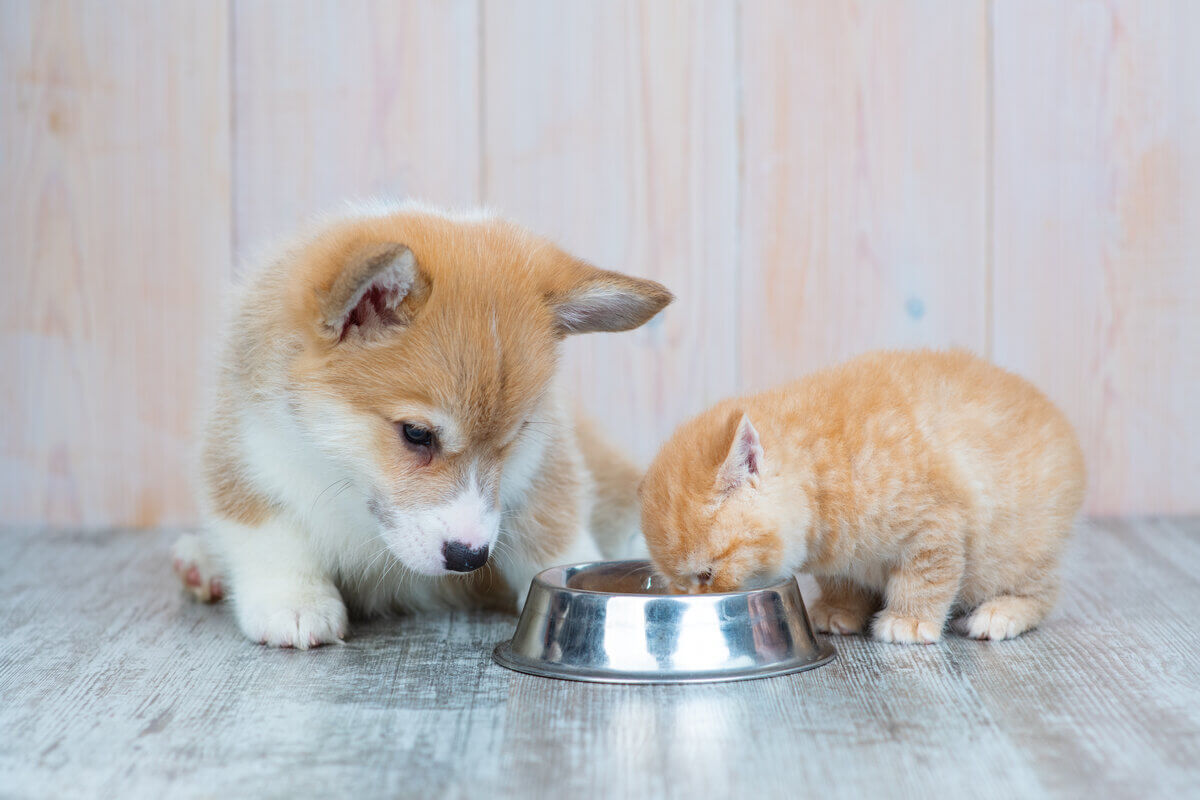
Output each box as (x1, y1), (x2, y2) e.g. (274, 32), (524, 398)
(442, 541), (490, 572)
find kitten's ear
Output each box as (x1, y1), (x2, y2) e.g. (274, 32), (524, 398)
(715, 414), (764, 494)
(318, 242), (430, 343)
(545, 259), (673, 336)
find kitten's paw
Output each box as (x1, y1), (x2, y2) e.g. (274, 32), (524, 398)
(235, 582), (349, 649)
(809, 601), (868, 635)
(964, 596), (1041, 641)
(171, 533), (224, 603)
(873, 613), (943, 644)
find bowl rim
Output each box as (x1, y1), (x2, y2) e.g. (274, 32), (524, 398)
(533, 559), (798, 600)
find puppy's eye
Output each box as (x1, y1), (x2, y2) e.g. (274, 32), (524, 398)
(399, 423), (435, 448)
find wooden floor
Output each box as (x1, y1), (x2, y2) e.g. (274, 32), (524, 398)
(1, 519), (1198, 799)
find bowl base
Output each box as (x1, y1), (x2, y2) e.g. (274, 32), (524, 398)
(492, 640), (837, 685)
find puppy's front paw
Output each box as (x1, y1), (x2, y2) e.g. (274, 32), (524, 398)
(809, 601), (869, 635)
(235, 582), (349, 649)
(872, 612), (942, 644)
(172, 533), (224, 603)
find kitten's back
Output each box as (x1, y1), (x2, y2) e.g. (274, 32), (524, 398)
(798, 349), (1085, 563)
(744, 349), (1085, 549)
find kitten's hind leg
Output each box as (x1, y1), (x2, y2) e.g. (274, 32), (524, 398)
(810, 577), (878, 635)
(873, 533), (965, 645)
(962, 577), (1058, 641)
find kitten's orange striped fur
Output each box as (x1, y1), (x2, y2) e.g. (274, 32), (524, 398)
(640, 350), (1085, 643)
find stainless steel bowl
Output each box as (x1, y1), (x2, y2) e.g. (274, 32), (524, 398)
(493, 560), (836, 684)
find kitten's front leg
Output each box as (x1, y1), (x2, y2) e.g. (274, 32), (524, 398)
(212, 516), (348, 649)
(873, 537), (965, 645)
(810, 577), (879, 635)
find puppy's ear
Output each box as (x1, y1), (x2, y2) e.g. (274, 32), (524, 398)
(546, 261), (673, 336)
(715, 414), (764, 495)
(318, 242), (429, 343)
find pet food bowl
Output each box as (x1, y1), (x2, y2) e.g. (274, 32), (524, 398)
(492, 560), (836, 684)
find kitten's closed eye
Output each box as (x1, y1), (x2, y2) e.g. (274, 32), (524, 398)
(696, 569), (713, 585)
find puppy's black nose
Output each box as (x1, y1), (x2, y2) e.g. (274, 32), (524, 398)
(442, 541), (490, 572)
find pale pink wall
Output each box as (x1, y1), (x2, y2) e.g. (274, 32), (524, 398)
(3, 0), (1196, 525)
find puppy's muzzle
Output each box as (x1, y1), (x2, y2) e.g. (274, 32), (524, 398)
(442, 541), (490, 573)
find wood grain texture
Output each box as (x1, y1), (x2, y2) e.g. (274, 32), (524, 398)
(0, 0), (231, 526)
(232, 0), (481, 259)
(481, 0), (741, 464)
(992, 1), (1200, 515)
(1, 518), (1197, 798)
(738, 0), (990, 392)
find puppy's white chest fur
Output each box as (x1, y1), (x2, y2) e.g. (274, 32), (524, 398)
(234, 391), (560, 615)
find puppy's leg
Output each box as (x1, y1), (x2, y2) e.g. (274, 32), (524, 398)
(213, 516), (348, 649)
(575, 414), (645, 559)
(810, 577), (878, 635)
(501, 528), (601, 612)
(873, 534), (965, 645)
(171, 532), (224, 602)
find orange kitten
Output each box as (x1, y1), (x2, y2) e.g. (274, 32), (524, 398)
(640, 350), (1085, 644)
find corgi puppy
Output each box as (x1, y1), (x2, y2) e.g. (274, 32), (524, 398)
(172, 202), (671, 648)
(639, 349), (1085, 643)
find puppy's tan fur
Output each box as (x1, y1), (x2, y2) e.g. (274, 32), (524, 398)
(175, 202), (671, 647)
(640, 349), (1085, 643)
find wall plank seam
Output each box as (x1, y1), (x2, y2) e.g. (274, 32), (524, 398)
(985, 0), (996, 362)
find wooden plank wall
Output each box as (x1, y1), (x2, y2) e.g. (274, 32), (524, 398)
(992, 0), (1200, 515)
(233, 0), (481, 256)
(1, 0), (1196, 525)
(738, 1), (990, 388)
(1, 0), (231, 526)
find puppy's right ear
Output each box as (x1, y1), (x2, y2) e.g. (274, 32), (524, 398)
(545, 261), (674, 336)
(317, 242), (430, 343)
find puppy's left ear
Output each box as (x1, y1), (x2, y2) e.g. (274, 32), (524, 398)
(547, 261), (673, 335)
